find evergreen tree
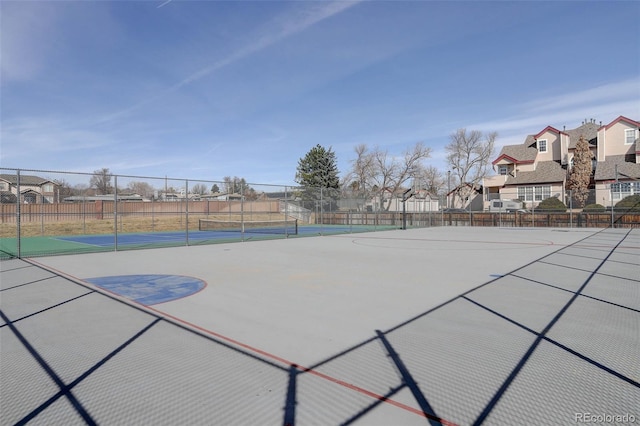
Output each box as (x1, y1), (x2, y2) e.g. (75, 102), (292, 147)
(568, 135), (593, 208)
(295, 145), (340, 189)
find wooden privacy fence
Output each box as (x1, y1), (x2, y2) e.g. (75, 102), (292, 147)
(3, 203), (639, 228)
(322, 211), (640, 229)
(0, 200), (282, 223)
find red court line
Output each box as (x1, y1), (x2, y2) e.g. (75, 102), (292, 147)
(29, 259), (458, 426)
(145, 304), (459, 426)
(27, 259), (458, 426)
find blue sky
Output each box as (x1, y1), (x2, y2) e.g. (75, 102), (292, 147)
(1, 1), (639, 187)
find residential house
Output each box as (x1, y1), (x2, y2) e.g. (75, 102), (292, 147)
(446, 183), (483, 211)
(0, 174), (59, 204)
(385, 189), (441, 212)
(483, 116), (640, 210)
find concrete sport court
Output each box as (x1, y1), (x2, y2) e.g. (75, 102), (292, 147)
(1, 226), (638, 425)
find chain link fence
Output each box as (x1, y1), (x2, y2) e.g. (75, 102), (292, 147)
(1, 168), (639, 258)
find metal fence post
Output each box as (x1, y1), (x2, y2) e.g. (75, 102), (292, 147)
(82, 194), (86, 233)
(185, 179), (190, 246)
(284, 186), (289, 233)
(114, 175), (118, 251)
(241, 185), (245, 242)
(320, 187), (323, 235)
(151, 196), (155, 232)
(569, 190), (573, 229)
(16, 170), (21, 258)
(610, 187), (614, 228)
(40, 193), (44, 235)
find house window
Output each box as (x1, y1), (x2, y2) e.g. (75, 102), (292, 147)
(518, 185), (551, 202)
(24, 193), (37, 204)
(625, 129), (637, 145)
(43, 183), (54, 192)
(537, 139), (547, 153)
(518, 186), (533, 201)
(0, 182), (7, 191)
(498, 165), (508, 175)
(611, 182), (631, 200)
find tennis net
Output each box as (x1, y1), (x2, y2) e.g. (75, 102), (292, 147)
(198, 219), (298, 235)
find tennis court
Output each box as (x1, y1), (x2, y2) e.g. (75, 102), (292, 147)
(1, 224), (395, 258)
(1, 226), (638, 425)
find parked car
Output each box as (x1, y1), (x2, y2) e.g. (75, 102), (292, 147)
(489, 199), (524, 212)
(441, 208), (468, 213)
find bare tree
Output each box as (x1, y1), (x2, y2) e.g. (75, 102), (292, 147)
(414, 165), (444, 196)
(222, 176), (258, 200)
(127, 181), (155, 198)
(190, 183), (208, 195)
(54, 178), (75, 201)
(343, 144), (375, 198)
(90, 168), (113, 195)
(445, 129), (496, 207)
(346, 142), (431, 210)
(73, 183), (90, 195)
(568, 135), (593, 207)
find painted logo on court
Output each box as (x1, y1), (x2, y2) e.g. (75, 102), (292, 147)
(84, 274), (206, 305)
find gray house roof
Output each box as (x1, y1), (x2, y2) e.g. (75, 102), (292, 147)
(520, 123), (598, 150)
(594, 155), (640, 181)
(505, 161), (566, 185)
(0, 174), (54, 186)
(566, 122), (598, 149)
(496, 144), (538, 163)
(522, 134), (536, 147)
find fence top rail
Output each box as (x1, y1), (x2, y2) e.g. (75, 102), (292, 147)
(0, 167), (302, 187)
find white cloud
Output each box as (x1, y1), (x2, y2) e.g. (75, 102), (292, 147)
(1, 117), (113, 160)
(100, 1), (362, 124)
(522, 78), (640, 114)
(467, 78), (640, 148)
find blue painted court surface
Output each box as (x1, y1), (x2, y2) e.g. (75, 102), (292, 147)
(84, 274), (206, 305)
(56, 225), (387, 247)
